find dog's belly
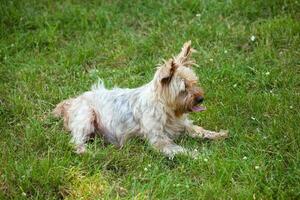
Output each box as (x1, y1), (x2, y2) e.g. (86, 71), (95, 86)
(90, 90), (141, 146)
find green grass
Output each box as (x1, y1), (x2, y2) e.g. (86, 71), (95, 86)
(1, 0), (299, 199)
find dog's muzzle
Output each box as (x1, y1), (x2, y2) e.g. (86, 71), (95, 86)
(191, 96), (206, 112)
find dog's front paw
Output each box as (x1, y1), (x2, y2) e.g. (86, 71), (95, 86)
(218, 129), (229, 139)
(203, 129), (229, 140)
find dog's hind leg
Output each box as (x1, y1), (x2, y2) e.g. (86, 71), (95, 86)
(67, 99), (96, 154)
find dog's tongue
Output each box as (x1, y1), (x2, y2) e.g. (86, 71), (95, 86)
(191, 105), (206, 112)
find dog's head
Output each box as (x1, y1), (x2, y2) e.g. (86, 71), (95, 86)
(154, 41), (205, 116)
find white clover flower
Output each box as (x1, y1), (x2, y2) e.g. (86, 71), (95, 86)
(265, 72), (270, 75)
(243, 156), (247, 160)
(196, 13), (201, 17)
(250, 35), (256, 41)
(255, 166), (260, 170)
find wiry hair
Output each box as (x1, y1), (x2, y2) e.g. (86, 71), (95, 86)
(153, 41), (200, 110)
(155, 41), (197, 84)
(53, 41), (228, 157)
(174, 40), (197, 67)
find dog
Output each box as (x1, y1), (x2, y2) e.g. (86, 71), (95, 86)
(53, 41), (228, 157)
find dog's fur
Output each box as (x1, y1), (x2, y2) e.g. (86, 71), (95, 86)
(53, 41), (228, 157)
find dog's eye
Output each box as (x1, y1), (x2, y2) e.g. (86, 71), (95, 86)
(183, 81), (188, 91)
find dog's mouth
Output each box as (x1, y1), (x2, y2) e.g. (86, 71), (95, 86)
(191, 105), (206, 112)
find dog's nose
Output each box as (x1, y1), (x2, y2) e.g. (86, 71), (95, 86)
(195, 96), (204, 104)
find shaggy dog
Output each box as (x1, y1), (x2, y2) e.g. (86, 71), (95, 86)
(53, 41), (228, 157)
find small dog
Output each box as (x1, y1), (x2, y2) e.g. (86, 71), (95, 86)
(53, 41), (228, 157)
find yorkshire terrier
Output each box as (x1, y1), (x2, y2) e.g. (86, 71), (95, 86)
(53, 41), (228, 157)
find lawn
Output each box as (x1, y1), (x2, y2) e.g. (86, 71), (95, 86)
(0, 0), (299, 199)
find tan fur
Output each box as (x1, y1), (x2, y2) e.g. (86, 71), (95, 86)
(53, 99), (74, 130)
(53, 41), (228, 157)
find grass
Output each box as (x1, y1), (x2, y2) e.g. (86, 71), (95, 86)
(0, 0), (299, 199)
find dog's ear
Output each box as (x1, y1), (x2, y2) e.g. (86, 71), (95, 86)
(174, 40), (196, 67)
(160, 59), (177, 85)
